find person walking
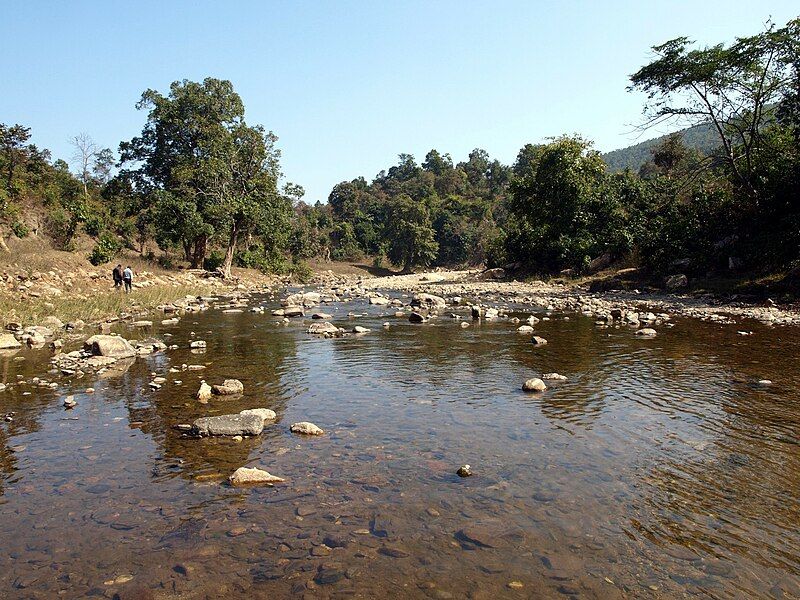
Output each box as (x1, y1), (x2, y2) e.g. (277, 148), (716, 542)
(122, 265), (133, 293)
(112, 264), (123, 289)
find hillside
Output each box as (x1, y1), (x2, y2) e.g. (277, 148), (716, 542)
(602, 122), (720, 172)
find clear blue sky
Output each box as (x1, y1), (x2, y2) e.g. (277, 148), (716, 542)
(2, 1), (797, 203)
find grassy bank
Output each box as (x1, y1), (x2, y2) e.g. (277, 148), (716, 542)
(0, 283), (215, 327)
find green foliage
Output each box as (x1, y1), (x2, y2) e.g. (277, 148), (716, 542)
(88, 232), (122, 266)
(84, 213), (105, 238)
(11, 220), (29, 238)
(384, 194), (439, 271)
(203, 250), (225, 271)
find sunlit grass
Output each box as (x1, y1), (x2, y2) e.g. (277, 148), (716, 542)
(0, 284), (213, 326)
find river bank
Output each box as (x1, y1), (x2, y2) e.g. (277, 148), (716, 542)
(311, 268), (800, 327)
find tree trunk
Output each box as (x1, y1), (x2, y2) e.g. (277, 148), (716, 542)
(191, 235), (207, 269)
(222, 222), (238, 279)
(183, 240), (192, 263)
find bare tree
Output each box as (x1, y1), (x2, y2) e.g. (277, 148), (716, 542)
(70, 133), (98, 197)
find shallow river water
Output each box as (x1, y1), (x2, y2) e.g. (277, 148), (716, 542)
(1, 292), (799, 599)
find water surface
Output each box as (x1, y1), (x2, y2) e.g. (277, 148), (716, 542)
(1, 293), (799, 598)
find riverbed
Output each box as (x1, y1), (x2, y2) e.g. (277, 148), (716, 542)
(0, 291), (799, 598)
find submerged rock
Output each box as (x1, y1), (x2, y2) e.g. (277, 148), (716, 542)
(83, 335), (135, 358)
(522, 378), (547, 392)
(636, 328), (657, 337)
(290, 421), (324, 436)
(192, 413), (265, 436)
(229, 467), (285, 486)
(212, 379), (244, 395)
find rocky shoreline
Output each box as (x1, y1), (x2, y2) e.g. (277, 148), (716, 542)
(310, 269), (800, 327)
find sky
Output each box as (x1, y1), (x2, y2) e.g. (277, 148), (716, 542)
(2, 1), (797, 203)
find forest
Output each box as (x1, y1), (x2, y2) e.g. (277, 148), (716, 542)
(1, 16), (798, 284)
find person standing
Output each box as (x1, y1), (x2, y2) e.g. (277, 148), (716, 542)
(112, 264), (123, 288)
(123, 265), (133, 293)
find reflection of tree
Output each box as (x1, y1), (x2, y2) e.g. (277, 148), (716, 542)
(116, 305), (299, 481)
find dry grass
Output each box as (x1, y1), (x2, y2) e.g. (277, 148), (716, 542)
(0, 284), (213, 326)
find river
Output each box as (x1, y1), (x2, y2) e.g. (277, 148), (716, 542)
(0, 291), (798, 598)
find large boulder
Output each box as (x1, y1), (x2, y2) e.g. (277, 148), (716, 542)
(83, 335), (135, 359)
(411, 293), (446, 309)
(308, 321), (340, 335)
(283, 292), (321, 307)
(665, 274), (688, 290)
(212, 379), (244, 395)
(192, 413), (265, 436)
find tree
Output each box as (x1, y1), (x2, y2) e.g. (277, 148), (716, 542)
(70, 133), (98, 197)
(0, 123), (31, 197)
(92, 148), (115, 184)
(120, 78), (291, 272)
(629, 18), (800, 197)
(383, 194), (438, 272)
(505, 136), (621, 272)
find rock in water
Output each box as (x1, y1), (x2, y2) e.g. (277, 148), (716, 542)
(212, 379), (244, 395)
(290, 422), (324, 436)
(542, 373), (568, 381)
(192, 413), (265, 436)
(196, 382), (213, 401)
(312, 312), (333, 319)
(531, 336), (548, 346)
(83, 335), (135, 358)
(229, 467), (285, 486)
(635, 328), (657, 337)
(63, 395), (77, 409)
(308, 321), (340, 335)
(517, 325), (534, 334)
(189, 340), (207, 348)
(408, 312), (428, 323)
(240, 408), (277, 422)
(522, 378), (547, 392)
(411, 293), (446, 309)
(369, 296), (390, 305)
(0, 333), (21, 349)
(353, 326), (370, 334)
(283, 306), (305, 318)
(457, 465), (473, 477)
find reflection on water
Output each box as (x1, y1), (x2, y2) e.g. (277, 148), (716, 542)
(0, 294), (799, 598)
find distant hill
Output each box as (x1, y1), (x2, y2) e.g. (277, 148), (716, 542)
(602, 122), (720, 172)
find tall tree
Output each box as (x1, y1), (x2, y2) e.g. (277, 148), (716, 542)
(70, 133), (98, 197)
(629, 18), (800, 197)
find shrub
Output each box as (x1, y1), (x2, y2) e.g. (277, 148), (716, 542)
(203, 250), (225, 272)
(88, 233), (122, 266)
(11, 221), (29, 238)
